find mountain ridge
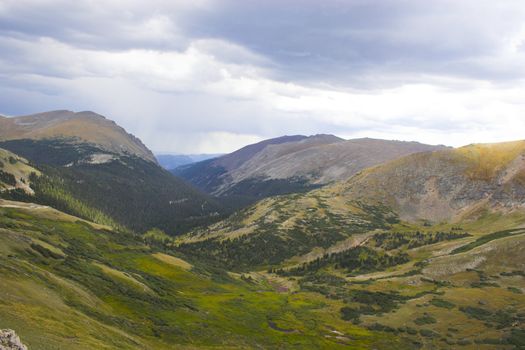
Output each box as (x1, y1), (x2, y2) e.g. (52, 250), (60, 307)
(174, 135), (447, 201)
(1, 122), (524, 349)
(334, 139), (525, 222)
(177, 139), (525, 271)
(0, 110), (157, 163)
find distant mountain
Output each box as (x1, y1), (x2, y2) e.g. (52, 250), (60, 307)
(0, 110), (157, 163)
(174, 135), (446, 204)
(156, 153), (223, 170)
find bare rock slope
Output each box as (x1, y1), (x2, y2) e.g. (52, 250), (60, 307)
(175, 135), (446, 196)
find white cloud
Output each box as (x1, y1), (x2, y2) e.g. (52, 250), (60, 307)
(151, 131), (264, 154)
(1, 0), (525, 153)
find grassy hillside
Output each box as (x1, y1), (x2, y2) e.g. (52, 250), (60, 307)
(0, 140), (225, 235)
(336, 140), (525, 222)
(284, 225), (525, 349)
(173, 201), (525, 348)
(0, 201), (411, 349)
(0, 148), (40, 194)
(176, 193), (400, 271)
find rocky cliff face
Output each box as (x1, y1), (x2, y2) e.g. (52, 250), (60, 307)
(0, 330), (27, 350)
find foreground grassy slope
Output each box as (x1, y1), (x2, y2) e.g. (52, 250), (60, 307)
(175, 205), (525, 348)
(0, 201), (410, 349)
(292, 225), (525, 349)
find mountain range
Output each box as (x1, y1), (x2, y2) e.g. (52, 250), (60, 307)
(177, 140), (525, 270)
(174, 134), (446, 205)
(0, 110), (524, 349)
(0, 111), (225, 234)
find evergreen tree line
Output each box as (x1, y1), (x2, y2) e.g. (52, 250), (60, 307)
(373, 230), (471, 250)
(274, 246), (409, 276)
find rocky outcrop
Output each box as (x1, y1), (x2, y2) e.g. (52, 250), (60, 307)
(0, 329), (27, 350)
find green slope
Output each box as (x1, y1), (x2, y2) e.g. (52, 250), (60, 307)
(174, 204), (525, 348)
(0, 202), (410, 349)
(170, 140), (525, 348)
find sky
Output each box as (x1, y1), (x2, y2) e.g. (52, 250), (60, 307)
(1, 0), (525, 154)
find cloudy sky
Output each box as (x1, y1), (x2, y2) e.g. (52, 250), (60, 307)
(1, 0), (525, 153)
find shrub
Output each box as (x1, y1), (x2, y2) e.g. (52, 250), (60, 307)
(414, 314), (437, 325)
(430, 298), (455, 309)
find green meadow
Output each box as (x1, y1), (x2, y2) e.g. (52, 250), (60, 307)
(0, 205), (410, 349)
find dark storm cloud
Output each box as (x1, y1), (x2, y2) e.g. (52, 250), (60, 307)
(186, 0), (525, 85)
(3, 1), (524, 84)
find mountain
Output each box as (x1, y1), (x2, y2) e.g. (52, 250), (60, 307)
(173, 134), (336, 194)
(156, 153), (223, 170)
(174, 135), (446, 204)
(1, 109), (524, 349)
(0, 111), (227, 234)
(335, 140), (525, 222)
(0, 110), (156, 163)
(177, 140), (525, 270)
(1, 135), (524, 349)
(174, 140), (525, 348)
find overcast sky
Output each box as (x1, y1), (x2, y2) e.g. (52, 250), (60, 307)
(1, 0), (525, 153)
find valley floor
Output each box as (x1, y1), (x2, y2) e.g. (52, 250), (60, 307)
(0, 200), (524, 349)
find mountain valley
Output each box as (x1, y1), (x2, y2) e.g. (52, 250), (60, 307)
(0, 111), (524, 349)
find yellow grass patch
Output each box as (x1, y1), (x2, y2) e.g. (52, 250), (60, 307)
(152, 253), (192, 271)
(93, 262), (153, 294)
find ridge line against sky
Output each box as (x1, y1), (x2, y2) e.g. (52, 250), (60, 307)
(1, 0), (525, 153)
